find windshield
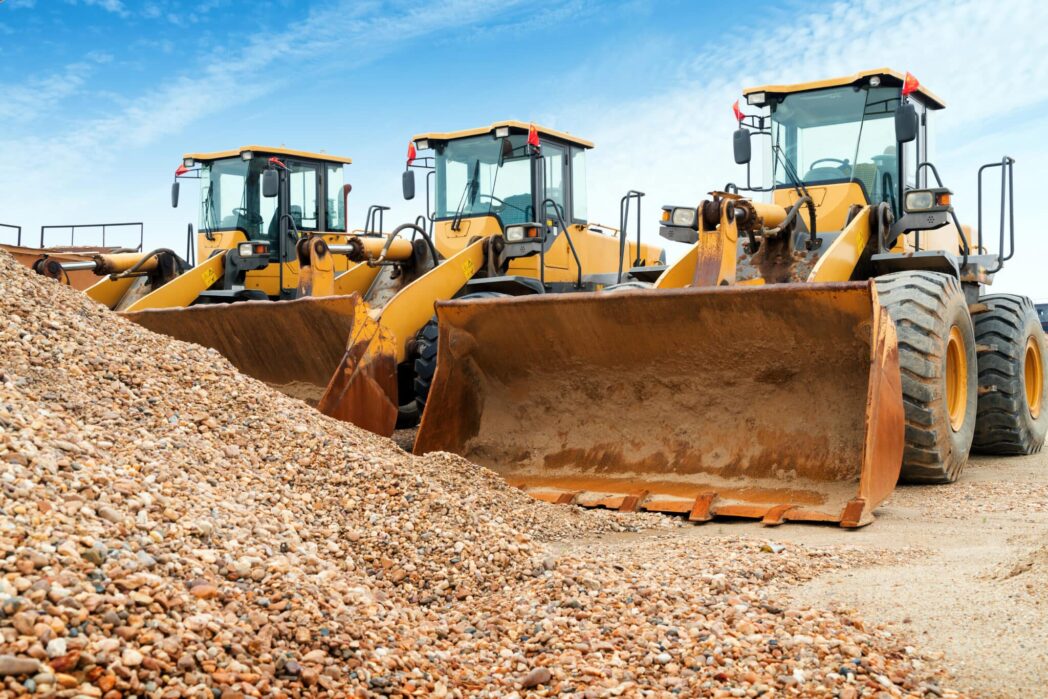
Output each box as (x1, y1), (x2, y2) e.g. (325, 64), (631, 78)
(770, 85), (901, 206)
(434, 134), (533, 226)
(199, 157), (278, 239)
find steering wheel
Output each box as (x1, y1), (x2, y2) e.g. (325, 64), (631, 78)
(478, 194), (528, 216)
(809, 158), (849, 170)
(233, 207), (264, 225)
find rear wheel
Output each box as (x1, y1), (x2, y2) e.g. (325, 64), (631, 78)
(972, 295), (1048, 454)
(875, 271), (977, 483)
(413, 291), (507, 414)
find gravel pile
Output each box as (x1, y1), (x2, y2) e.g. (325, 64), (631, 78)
(0, 252), (963, 697)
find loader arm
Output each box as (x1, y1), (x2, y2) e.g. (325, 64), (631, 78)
(317, 237), (488, 434)
(123, 252), (227, 312)
(654, 200), (739, 289)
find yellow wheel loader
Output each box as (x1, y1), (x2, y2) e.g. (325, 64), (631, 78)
(414, 69), (1048, 527)
(62, 130), (664, 435)
(1, 222), (144, 290)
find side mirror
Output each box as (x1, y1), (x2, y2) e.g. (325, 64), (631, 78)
(895, 102), (918, 143)
(170, 181), (180, 208)
(498, 137), (513, 167)
(262, 168), (279, 198)
(733, 128), (752, 165)
(402, 169), (416, 200)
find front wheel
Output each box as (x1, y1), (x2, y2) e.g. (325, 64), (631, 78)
(413, 291), (508, 415)
(875, 271), (977, 483)
(972, 295), (1048, 454)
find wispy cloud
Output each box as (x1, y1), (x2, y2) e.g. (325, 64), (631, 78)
(570, 0), (1048, 293)
(1, 1), (528, 158)
(79, 0), (129, 16)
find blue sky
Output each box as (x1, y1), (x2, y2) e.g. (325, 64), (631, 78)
(2, 0), (1047, 295)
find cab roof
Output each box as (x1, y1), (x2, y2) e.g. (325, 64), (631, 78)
(182, 145), (352, 164)
(412, 121), (594, 149)
(743, 68), (945, 110)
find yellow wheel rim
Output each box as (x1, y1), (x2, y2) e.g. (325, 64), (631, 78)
(946, 325), (968, 432)
(1025, 336), (1043, 419)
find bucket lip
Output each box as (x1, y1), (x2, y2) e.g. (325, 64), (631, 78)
(436, 281), (876, 310)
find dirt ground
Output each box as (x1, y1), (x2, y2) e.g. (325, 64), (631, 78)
(397, 426), (1048, 698)
(588, 453), (1048, 698)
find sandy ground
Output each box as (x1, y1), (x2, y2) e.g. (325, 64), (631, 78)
(603, 453), (1048, 698)
(397, 425), (1048, 698)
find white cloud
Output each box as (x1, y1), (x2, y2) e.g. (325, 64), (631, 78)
(0, 0), (533, 244)
(79, 0), (129, 16)
(571, 0), (1048, 294)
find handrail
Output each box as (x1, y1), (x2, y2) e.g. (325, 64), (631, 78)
(617, 190), (645, 283)
(0, 223), (22, 246)
(363, 205), (389, 237)
(39, 221), (144, 251)
(978, 157), (1015, 274)
(541, 198), (582, 289)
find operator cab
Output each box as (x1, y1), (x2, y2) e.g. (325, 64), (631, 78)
(175, 146), (352, 262)
(740, 69), (944, 228)
(410, 122), (592, 242)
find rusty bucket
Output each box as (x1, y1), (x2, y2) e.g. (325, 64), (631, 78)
(123, 294), (398, 435)
(414, 282), (904, 526)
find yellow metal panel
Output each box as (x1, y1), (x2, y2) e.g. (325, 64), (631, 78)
(334, 262), (381, 296)
(122, 253), (227, 312)
(85, 275), (135, 309)
(654, 242), (699, 289)
(184, 145), (351, 164)
(772, 183), (867, 233)
(808, 206), (871, 283)
(375, 238), (486, 363)
(413, 121), (593, 148)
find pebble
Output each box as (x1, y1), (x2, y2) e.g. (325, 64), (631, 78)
(521, 666), (552, 688)
(0, 254), (966, 697)
(0, 655), (40, 676)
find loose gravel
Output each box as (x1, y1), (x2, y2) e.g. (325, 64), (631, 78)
(0, 252), (965, 697)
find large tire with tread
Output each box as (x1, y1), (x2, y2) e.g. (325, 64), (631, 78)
(413, 291), (507, 413)
(601, 281), (653, 292)
(875, 271), (977, 483)
(971, 295), (1048, 454)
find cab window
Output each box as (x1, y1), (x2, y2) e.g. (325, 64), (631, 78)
(288, 162), (319, 231)
(571, 147), (588, 223)
(543, 142), (567, 220)
(326, 164), (346, 231)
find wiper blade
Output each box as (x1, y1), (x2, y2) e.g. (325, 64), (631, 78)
(451, 159), (480, 231)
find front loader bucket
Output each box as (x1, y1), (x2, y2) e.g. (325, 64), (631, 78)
(122, 295), (398, 435)
(414, 282), (904, 527)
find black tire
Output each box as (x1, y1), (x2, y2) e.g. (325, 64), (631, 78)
(875, 271), (977, 483)
(601, 281), (653, 292)
(972, 295), (1048, 454)
(412, 291), (507, 413)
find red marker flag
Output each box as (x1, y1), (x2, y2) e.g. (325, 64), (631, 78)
(174, 164), (189, 176)
(732, 100), (744, 122)
(902, 72), (920, 97)
(407, 141), (416, 164)
(527, 123), (541, 149)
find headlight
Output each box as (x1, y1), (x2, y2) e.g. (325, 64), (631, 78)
(904, 188), (952, 213)
(415, 139), (429, 151)
(671, 207), (698, 228)
(505, 225), (526, 242)
(905, 191), (934, 211)
(746, 91), (766, 106)
(238, 241), (270, 257)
